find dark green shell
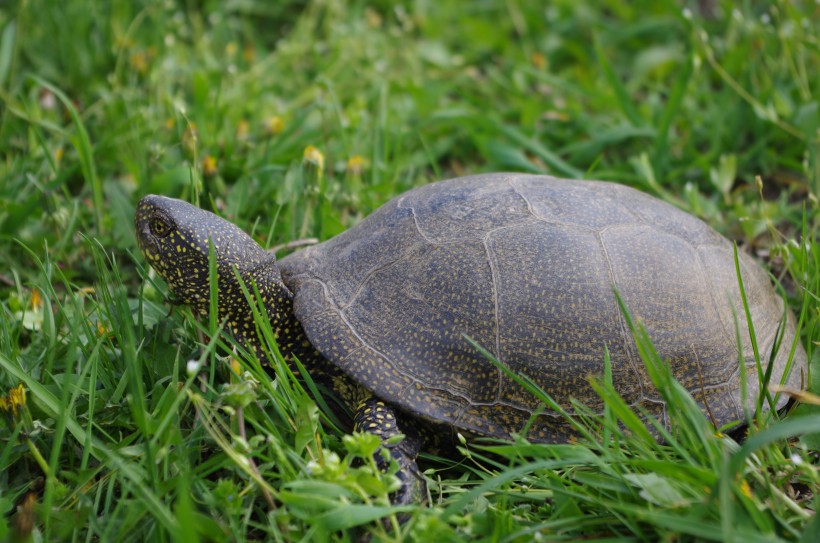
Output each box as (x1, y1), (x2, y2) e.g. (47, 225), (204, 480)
(280, 173), (806, 442)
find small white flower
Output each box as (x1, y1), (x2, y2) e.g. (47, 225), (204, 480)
(790, 453), (803, 465)
(186, 359), (201, 376)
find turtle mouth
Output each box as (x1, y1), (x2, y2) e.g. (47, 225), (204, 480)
(134, 212), (158, 255)
(135, 217), (153, 247)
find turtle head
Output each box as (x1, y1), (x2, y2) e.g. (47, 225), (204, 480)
(135, 195), (280, 318)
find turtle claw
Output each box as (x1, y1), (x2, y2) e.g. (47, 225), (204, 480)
(354, 396), (426, 507)
(383, 442), (427, 507)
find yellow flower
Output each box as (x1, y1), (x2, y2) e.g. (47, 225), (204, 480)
(264, 116), (284, 135)
(531, 51), (547, 70)
(115, 35), (135, 50)
(97, 321), (109, 337)
(365, 7), (383, 28)
(183, 122), (198, 154)
(130, 51), (149, 74)
(236, 119), (249, 140)
(0, 383), (26, 418)
(347, 155), (367, 175)
(243, 45), (256, 62)
(202, 155), (218, 177)
(303, 145), (325, 173)
(225, 42), (238, 57)
(739, 479), (752, 499)
(30, 288), (43, 311)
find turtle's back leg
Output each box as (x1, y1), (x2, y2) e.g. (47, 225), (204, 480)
(353, 396), (426, 506)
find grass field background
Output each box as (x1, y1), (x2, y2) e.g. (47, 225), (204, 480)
(1, 0), (818, 540)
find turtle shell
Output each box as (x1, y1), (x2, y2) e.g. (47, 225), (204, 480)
(279, 173), (806, 442)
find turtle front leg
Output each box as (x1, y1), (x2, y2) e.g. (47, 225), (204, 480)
(353, 396), (426, 506)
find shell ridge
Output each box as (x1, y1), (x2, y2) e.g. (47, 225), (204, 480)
(688, 342), (717, 420)
(296, 277), (342, 313)
(338, 254), (407, 312)
(481, 234), (504, 403)
(693, 244), (738, 351)
(599, 223), (725, 248)
(597, 230), (645, 399)
(507, 176), (538, 219)
(396, 381), (471, 415)
(332, 306), (427, 388)
(689, 342), (743, 417)
(397, 195), (436, 244)
(534, 218), (601, 232)
(600, 183), (649, 224)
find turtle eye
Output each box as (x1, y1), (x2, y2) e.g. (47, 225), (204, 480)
(150, 217), (172, 237)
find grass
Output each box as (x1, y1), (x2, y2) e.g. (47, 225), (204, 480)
(1, 0), (818, 540)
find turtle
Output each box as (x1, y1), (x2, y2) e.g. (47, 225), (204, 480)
(135, 173), (807, 505)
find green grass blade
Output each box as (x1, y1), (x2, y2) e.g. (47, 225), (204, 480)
(0, 352), (180, 534)
(594, 36), (643, 127)
(652, 53), (694, 173)
(732, 243), (776, 414)
(496, 124), (584, 178)
(0, 21), (15, 89)
(29, 76), (104, 234)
